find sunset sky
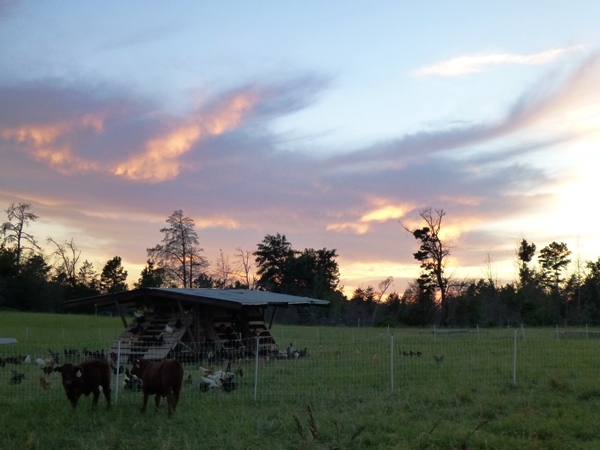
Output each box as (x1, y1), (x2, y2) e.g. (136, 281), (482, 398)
(1, 1), (599, 295)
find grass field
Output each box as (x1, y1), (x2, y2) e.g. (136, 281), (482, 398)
(1, 312), (600, 449)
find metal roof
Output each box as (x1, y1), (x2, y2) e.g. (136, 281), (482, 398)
(64, 287), (330, 309)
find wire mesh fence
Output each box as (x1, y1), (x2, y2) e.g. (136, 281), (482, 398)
(1, 326), (600, 408)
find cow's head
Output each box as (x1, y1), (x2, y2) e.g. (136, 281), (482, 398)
(54, 364), (83, 386)
(130, 358), (148, 378)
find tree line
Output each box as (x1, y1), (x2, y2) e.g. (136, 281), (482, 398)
(1, 203), (599, 327)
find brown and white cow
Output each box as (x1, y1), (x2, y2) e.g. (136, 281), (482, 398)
(131, 358), (183, 418)
(54, 359), (111, 410)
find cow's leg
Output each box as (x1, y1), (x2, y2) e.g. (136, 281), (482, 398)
(154, 394), (161, 413)
(141, 390), (149, 414)
(165, 388), (175, 418)
(69, 394), (80, 409)
(172, 384), (182, 413)
(103, 384), (112, 409)
(92, 388), (100, 408)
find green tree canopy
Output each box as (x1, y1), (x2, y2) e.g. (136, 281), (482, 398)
(539, 241), (571, 291)
(517, 239), (537, 286)
(254, 233), (294, 291)
(101, 256), (128, 293)
(135, 259), (166, 288)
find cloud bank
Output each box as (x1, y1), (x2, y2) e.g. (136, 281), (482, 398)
(1, 53), (599, 292)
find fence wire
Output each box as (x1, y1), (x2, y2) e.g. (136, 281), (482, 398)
(1, 327), (599, 407)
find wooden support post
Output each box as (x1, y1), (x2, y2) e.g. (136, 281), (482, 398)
(115, 301), (128, 328)
(268, 306), (278, 330)
(195, 305), (200, 342)
(176, 300), (197, 350)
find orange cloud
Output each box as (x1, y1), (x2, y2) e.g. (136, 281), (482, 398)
(326, 222), (371, 234)
(2, 123), (66, 146)
(2, 114), (106, 173)
(327, 201), (412, 234)
(2, 91), (256, 182)
(361, 204), (409, 223)
(195, 217), (240, 229)
(113, 93), (257, 182)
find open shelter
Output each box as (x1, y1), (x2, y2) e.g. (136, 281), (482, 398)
(64, 288), (329, 361)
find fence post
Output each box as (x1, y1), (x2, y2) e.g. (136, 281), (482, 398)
(390, 334), (394, 391)
(253, 336), (260, 401)
(513, 329), (517, 386)
(114, 339), (121, 404)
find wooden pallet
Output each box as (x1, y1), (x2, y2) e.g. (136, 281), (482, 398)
(111, 315), (187, 362)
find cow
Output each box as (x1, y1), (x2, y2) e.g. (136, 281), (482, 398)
(54, 359), (111, 410)
(131, 358), (184, 418)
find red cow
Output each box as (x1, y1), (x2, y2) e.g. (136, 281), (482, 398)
(54, 359), (111, 410)
(131, 358), (184, 418)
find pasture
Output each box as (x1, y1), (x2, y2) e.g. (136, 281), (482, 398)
(1, 312), (600, 449)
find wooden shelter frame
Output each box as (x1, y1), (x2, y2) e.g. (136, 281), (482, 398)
(64, 288), (329, 361)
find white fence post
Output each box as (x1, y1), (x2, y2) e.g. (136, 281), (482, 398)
(513, 329), (517, 386)
(253, 336), (260, 401)
(114, 339), (121, 404)
(390, 334), (394, 391)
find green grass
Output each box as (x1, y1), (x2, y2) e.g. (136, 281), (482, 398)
(2, 313), (600, 449)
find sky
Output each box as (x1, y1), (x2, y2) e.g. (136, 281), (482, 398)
(1, 1), (599, 296)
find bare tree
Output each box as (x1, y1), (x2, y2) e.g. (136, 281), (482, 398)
(482, 252), (498, 287)
(47, 237), (81, 285)
(371, 276), (394, 324)
(234, 247), (255, 289)
(2, 203), (41, 271)
(213, 249), (234, 289)
(402, 208), (452, 326)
